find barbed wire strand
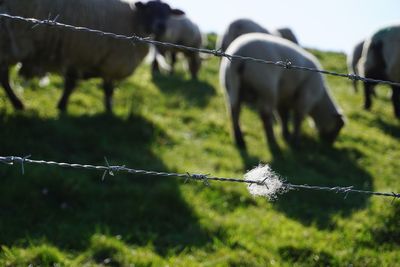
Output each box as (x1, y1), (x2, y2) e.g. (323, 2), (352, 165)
(1, 12), (400, 87)
(1, 156), (399, 200)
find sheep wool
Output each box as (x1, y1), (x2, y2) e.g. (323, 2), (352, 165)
(245, 164), (287, 200)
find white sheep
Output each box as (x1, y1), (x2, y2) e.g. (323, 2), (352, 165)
(0, 0), (184, 112)
(216, 18), (270, 52)
(347, 40), (365, 93)
(152, 15), (203, 79)
(358, 24), (400, 118)
(273, 27), (299, 44)
(220, 33), (345, 149)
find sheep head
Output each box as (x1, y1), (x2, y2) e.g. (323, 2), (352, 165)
(135, 1), (184, 38)
(318, 113), (345, 144)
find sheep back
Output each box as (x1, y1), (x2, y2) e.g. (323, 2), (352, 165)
(1, 0), (149, 80)
(160, 16), (202, 49)
(359, 25), (400, 81)
(217, 19), (270, 52)
(221, 33), (324, 112)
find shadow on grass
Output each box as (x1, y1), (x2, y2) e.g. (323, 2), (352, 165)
(349, 112), (400, 139)
(372, 117), (400, 138)
(239, 135), (373, 230)
(152, 73), (215, 108)
(371, 202), (400, 247)
(0, 113), (211, 255)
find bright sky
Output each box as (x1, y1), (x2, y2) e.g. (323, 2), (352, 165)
(167, 0), (399, 53)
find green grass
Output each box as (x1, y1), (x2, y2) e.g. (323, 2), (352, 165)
(0, 47), (399, 266)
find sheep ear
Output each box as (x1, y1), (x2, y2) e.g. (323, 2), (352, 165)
(134, 2), (146, 9)
(171, 9), (185, 16)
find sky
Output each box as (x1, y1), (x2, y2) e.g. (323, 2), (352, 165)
(166, 0), (399, 53)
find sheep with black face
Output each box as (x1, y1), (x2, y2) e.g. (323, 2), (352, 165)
(151, 15), (203, 80)
(0, 0), (184, 112)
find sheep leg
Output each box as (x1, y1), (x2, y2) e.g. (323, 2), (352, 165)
(58, 70), (78, 112)
(259, 108), (278, 148)
(292, 112), (305, 147)
(151, 56), (160, 74)
(363, 82), (375, 110)
(231, 100), (246, 149)
(187, 52), (200, 80)
(170, 51), (177, 75)
(103, 80), (114, 113)
(352, 80), (358, 93)
(152, 46), (163, 75)
(391, 85), (400, 119)
(277, 106), (291, 142)
(0, 67), (24, 110)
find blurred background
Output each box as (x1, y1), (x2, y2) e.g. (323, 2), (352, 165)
(168, 0), (399, 52)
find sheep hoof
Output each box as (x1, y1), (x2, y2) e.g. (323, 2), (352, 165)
(282, 132), (291, 143)
(57, 103), (67, 113)
(289, 138), (301, 149)
(13, 100), (25, 111)
(363, 102), (372, 111)
(395, 110), (400, 119)
(235, 139), (247, 150)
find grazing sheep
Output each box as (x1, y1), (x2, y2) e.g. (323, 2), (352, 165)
(0, 0), (184, 112)
(216, 18), (270, 52)
(152, 15), (202, 79)
(358, 25), (400, 118)
(273, 27), (299, 44)
(220, 33), (344, 149)
(347, 40), (365, 93)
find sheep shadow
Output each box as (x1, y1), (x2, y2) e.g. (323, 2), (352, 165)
(240, 136), (372, 230)
(371, 117), (400, 138)
(152, 73), (215, 107)
(366, 202), (400, 247)
(349, 112), (400, 138)
(0, 112), (211, 255)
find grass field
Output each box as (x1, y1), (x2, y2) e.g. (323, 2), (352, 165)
(0, 44), (399, 266)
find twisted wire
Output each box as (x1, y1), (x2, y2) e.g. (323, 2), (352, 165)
(1, 156), (399, 200)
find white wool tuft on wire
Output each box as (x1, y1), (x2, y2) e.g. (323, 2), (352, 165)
(244, 164), (287, 200)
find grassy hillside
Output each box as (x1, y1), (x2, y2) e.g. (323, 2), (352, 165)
(0, 47), (399, 266)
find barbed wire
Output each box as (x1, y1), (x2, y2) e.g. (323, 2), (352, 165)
(1, 155), (399, 201)
(1, 12), (400, 87)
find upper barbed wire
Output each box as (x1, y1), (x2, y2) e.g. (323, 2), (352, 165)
(1, 155), (399, 201)
(1, 12), (400, 87)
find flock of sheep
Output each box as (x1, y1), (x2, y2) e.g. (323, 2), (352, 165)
(0, 0), (399, 151)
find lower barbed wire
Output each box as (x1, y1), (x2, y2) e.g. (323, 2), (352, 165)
(0, 156), (399, 201)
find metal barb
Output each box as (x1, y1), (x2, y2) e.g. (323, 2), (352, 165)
(102, 157), (124, 181)
(191, 173), (210, 186)
(391, 192), (400, 205)
(257, 177), (270, 189)
(348, 73), (361, 81)
(15, 155), (31, 175)
(184, 172), (191, 184)
(277, 60), (292, 69)
(212, 48), (224, 58)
